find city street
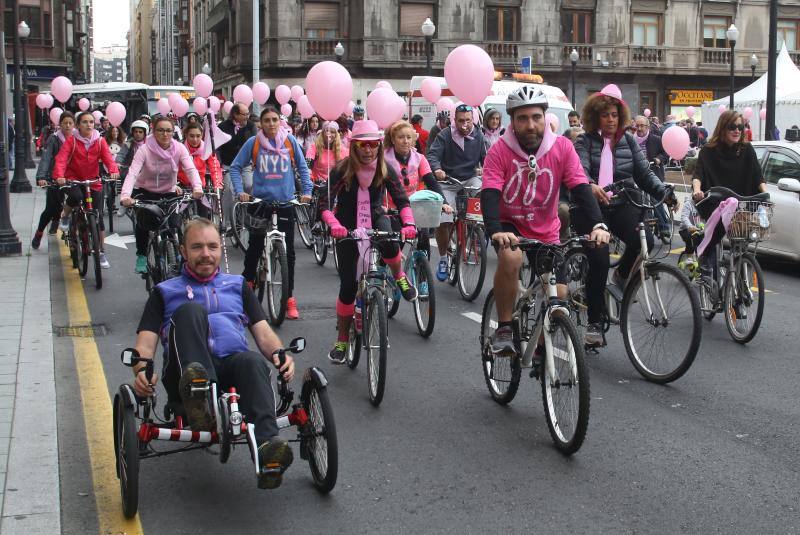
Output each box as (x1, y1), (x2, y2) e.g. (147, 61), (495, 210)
(50, 212), (800, 534)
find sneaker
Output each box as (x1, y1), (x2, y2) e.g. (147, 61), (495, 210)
(135, 254), (148, 274)
(31, 231), (43, 250)
(48, 219), (58, 235)
(395, 275), (418, 301)
(58, 216), (70, 233)
(256, 437), (294, 490)
(584, 322), (604, 347)
(178, 362), (215, 432)
(436, 258), (448, 281)
(327, 341), (348, 365)
(286, 297), (299, 320)
(490, 325), (516, 356)
(418, 281), (429, 297)
(99, 252), (110, 269)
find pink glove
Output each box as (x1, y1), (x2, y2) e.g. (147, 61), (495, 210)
(401, 225), (417, 241)
(330, 223), (348, 239)
(399, 206), (415, 227)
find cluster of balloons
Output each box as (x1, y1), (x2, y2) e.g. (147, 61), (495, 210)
(35, 76), (127, 127)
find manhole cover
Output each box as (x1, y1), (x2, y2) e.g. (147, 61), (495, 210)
(54, 323), (108, 337)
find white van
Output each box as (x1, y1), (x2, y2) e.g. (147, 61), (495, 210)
(407, 75), (574, 134)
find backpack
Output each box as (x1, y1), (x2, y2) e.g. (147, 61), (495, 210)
(251, 137), (296, 168)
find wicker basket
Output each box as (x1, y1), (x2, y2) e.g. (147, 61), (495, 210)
(728, 201), (773, 242)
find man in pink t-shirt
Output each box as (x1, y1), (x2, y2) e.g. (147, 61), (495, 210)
(481, 87), (610, 355)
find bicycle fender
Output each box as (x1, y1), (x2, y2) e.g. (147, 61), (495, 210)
(118, 384), (137, 408)
(303, 366), (329, 389)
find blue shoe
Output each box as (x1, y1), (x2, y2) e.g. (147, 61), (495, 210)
(436, 258), (448, 282)
(418, 281), (429, 296)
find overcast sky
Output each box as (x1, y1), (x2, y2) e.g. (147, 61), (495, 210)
(93, 0), (130, 50)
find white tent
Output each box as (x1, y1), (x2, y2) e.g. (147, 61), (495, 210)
(701, 43), (800, 140)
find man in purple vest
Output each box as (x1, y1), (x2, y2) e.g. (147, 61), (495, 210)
(129, 218), (296, 490)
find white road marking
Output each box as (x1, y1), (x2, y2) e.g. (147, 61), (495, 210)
(103, 233), (137, 249)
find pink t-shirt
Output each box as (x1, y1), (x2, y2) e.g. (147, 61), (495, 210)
(307, 144), (348, 182)
(482, 134), (588, 243)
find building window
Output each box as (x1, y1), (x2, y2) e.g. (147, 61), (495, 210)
(778, 19), (799, 51)
(399, 2), (433, 37)
(703, 16), (730, 48)
(4, 1), (53, 45)
(632, 13), (661, 46)
(561, 10), (593, 44)
(486, 6), (520, 42)
(304, 2), (339, 39)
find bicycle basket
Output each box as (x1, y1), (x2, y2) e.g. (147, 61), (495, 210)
(728, 201), (773, 242)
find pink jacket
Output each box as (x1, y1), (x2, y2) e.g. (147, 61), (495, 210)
(482, 130), (588, 243)
(120, 142), (201, 198)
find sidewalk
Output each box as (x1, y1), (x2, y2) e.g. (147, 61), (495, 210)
(0, 171), (60, 534)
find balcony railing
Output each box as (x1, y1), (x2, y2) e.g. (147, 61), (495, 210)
(563, 44), (593, 63)
(702, 48), (731, 65)
(486, 42), (519, 62)
(400, 40), (428, 60)
(305, 39), (337, 58)
(630, 46), (663, 64)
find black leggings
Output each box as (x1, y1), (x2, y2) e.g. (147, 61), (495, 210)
(243, 204), (295, 296)
(65, 186), (105, 231)
(132, 189), (181, 256)
(36, 186), (64, 233)
(163, 303), (278, 441)
(335, 215), (400, 305)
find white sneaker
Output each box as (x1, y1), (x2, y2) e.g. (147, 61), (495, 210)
(99, 252), (110, 269)
(58, 216), (70, 233)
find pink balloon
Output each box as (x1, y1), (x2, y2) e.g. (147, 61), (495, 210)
(742, 107), (753, 120)
(92, 110), (103, 123)
(305, 61), (353, 121)
(376, 80), (392, 90)
(444, 45), (494, 106)
(172, 98), (190, 118)
(42, 94), (54, 109)
(78, 98), (90, 111)
(718, 104), (727, 114)
(367, 88), (403, 129)
(192, 73), (214, 98)
(546, 112), (560, 133)
(280, 103), (293, 117)
(421, 78), (442, 104)
(252, 82), (270, 105)
(298, 95), (314, 118)
(686, 106), (696, 118)
(275, 85), (291, 105)
(49, 107), (63, 125)
(643, 108), (651, 118)
(436, 97), (455, 114)
(35, 94), (50, 110)
(50, 76), (73, 103)
(168, 92), (183, 109)
(232, 84), (253, 107)
(106, 101), (126, 127)
(193, 97), (208, 115)
(759, 108), (767, 120)
(223, 101), (234, 116)
(662, 124), (690, 160)
(156, 98), (171, 116)
(345, 101), (355, 115)
(208, 96), (221, 113)
(290, 85), (304, 103)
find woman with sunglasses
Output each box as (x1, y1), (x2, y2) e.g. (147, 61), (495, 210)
(319, 120), (418, 364)
(121, 116), (204, 274)
(307, 121), (348, 182)
(691, 110), (765, 274)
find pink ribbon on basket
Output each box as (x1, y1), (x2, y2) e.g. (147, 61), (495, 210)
(697, 197), (738, 256)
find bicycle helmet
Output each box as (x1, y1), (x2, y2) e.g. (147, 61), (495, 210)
(130, 120), (149, 135)
(352, 105), (365, 115)
(506, 86), (549, 114)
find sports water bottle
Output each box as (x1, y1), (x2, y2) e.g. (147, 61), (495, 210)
(354, 297), (363, 332)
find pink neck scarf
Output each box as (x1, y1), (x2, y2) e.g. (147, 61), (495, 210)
(73, 128), (100, 150)
(500, 119), (558, 163)
(256, 128), (288, 155)
(383, 147), (420, 182)
(145, 134), (180, 172)
(450, 124), (475, 151)
(598, 134), (614, 190)
(184, 264), (219, 283)
(634, 130), (649, 151)
(356, 158), (377, 189)
(186, 140), (205, 157)
(55, 129), (70, 144)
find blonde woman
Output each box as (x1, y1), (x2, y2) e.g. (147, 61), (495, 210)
(307, 121), (348, 182)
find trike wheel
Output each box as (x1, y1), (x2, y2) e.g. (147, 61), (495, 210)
(217, 396), (231, 464)
(113, 392), (140, 519)
(302, 382), (339, 493)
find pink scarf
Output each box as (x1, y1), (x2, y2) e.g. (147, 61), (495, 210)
(256, 128), (288, 155)
(598, 134), (614, 190)
(186, 140), (205, 157)
(499, 117), (558, 163)
(483, 127), (503, 147)
(450, 124), (475, 151)
(55, 129), (71, 144)
(697, 197), (738, 256)
(383, 147), (421, 187)
(73, 128), (100, 150)
(634, 130), (649, 151)
(356, 158), (377, 189)
(145, 135), (180, 172)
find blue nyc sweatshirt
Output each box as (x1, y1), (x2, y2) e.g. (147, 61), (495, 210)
(229, 134), (312, 201)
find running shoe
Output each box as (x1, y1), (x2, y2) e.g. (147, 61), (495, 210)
(490, 325), (516, 356)
(286, 297), (299, 320)
(99, 252), (110, 269)
(395, 275), (418, 301)
(135, 254), (148, 274)
(327, 341), (348, 364)
(436, 257), (448, 281)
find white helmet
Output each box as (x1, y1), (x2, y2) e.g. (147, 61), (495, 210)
(130, 120), (149, 135)
(506, 86), (549, 115)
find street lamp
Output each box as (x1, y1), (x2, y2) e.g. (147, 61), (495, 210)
(421, 17), (436, 75)
(18, 22), (34, 169)
(750, 53), (758, 82)
(726, 24), (739, 108)
(334, 42), (344, 63)
(10, 16), (31, 192)
(202, 63), (212, 75)
(570, 48), (579, 110)
(222, 55), (231, 69)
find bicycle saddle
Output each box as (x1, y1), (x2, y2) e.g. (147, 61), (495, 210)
(706, 186), (770, 203)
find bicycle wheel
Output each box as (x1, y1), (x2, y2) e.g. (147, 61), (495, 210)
(412, 253), (436, 337)
(266, 240), (289, 326)
(365, 286), (388, 406)
(698, 277), (717, 321)
(386, 276), (400, 319)
(296, 204), (313, 249)
(479, 290), (521, 405)
(68, 218), (81, 269)
(113, 391), (139, 519)
(232, 205), (249, 252)
(163, 233), (181, 280)
(346, 318), (361, 369)
(332, 237), (340, 271)
(560, 248), (590, 331)
(608, 234), (625, 268)
(256, 251), (267, 304)
(723, 253), (765, 344)
(87, 214), (102, 289)
(312, 224), (327, 266)
(620, 263), (701, 383)
(457, 225), (487, 302)
(446, 225), (458, 286)
(147, 235), (162, 287)
(541, 313), (590, 455)
(301, 381), (338, 493)
(78, 219), (90, 278)
(105, 182), (115, 234)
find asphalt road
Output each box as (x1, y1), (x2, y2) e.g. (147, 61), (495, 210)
(52, 213), (800, 534)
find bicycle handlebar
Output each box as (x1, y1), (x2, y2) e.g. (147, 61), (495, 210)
(442, 175), (482, 191)
(603, 178), (674, 210)
(338, 229), (402, 242)
(699, 186), (771, 205)
(131, 194), (193, 208)
(493, 235), (593, 252)
(235, 197), (306, 208)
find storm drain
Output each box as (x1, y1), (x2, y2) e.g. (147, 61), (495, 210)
(54, 323), (108, 337)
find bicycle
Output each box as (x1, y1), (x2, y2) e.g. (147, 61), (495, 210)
(234, 198), (304, 326)
(295, 193), (314, 249)
(442, 176), (487, 302)
(695, 187), (772, 344)
(102, 175), (119, 234)
(480, 237), (591, 455)
(308, 183), (338, 269)
(60, 179), (104, 290)
(340, 229), (403, 406)
(562, 178), (702, 384)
